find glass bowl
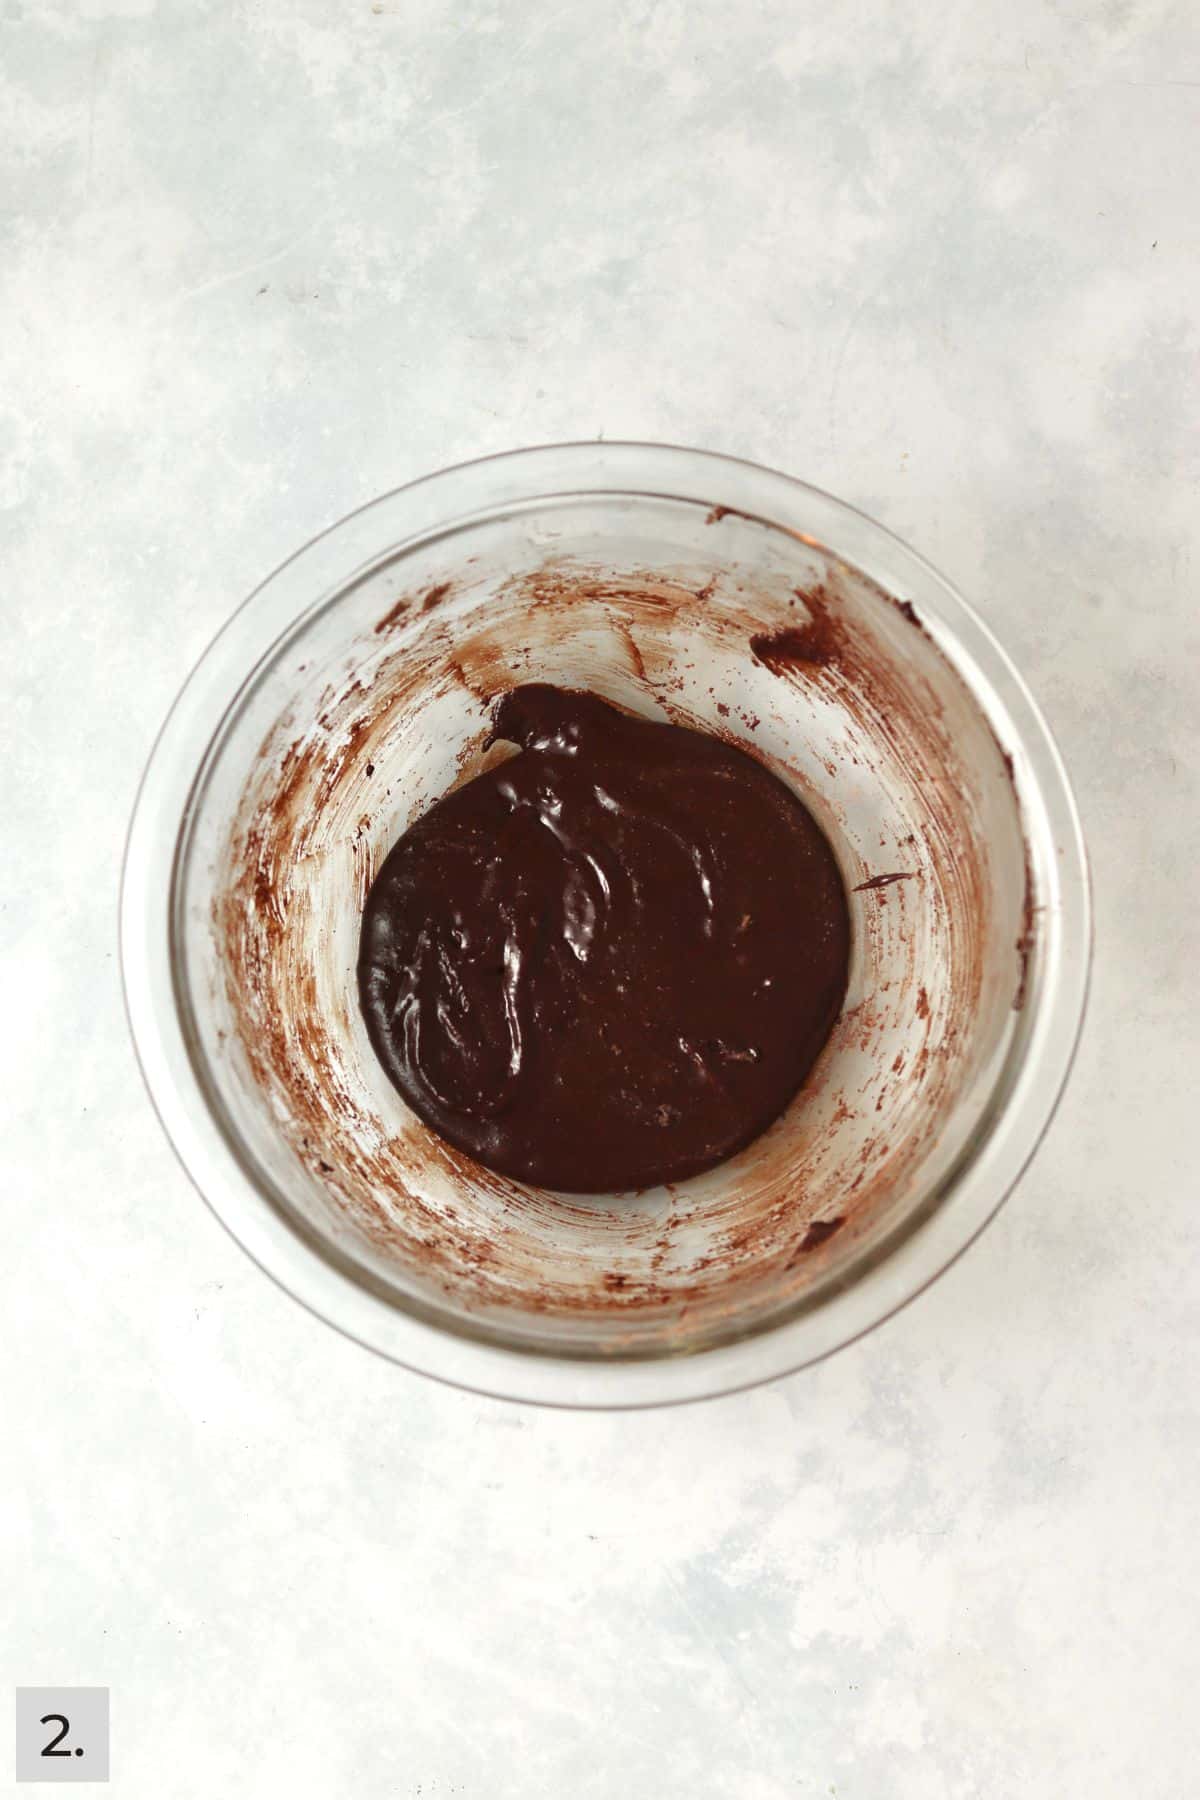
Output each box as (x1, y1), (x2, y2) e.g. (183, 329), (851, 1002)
(121, 443), (1090, 1406)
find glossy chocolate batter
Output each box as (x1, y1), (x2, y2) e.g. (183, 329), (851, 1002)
(358, 686), (850, 1193)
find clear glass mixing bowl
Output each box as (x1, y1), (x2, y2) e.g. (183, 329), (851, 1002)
(121, 443), (1090, 1406)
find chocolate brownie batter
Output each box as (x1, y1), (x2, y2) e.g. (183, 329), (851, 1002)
(358, 686), (850, 1192)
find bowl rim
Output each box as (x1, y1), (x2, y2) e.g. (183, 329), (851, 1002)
(120, 441), (1092, 1408)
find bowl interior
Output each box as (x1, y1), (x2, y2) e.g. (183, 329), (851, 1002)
(175, 494), (1028, 1359)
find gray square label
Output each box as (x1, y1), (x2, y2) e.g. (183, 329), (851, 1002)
(15, 1691), (109, 1783)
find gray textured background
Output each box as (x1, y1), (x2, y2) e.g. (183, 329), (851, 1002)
(4, 1), (1198, 1795)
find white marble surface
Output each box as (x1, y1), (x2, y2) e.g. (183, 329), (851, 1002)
(4, 1), (1199, 1794)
